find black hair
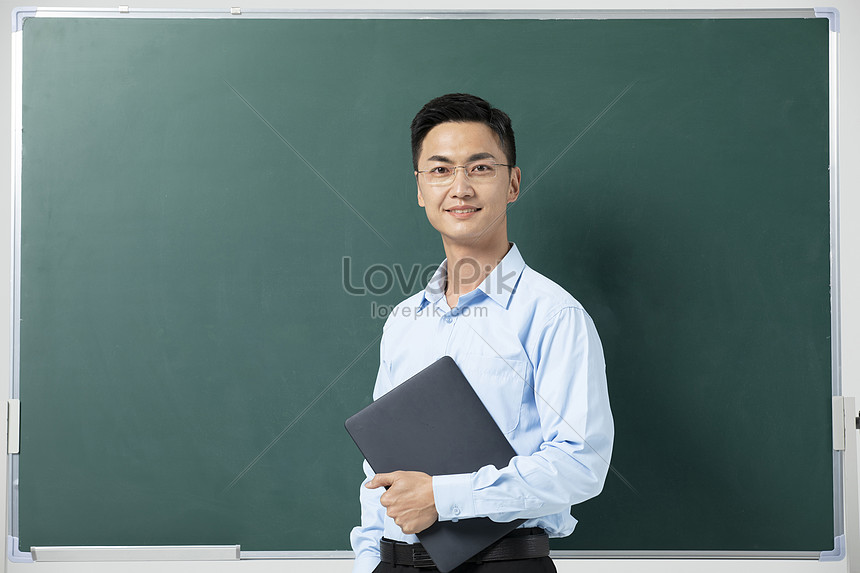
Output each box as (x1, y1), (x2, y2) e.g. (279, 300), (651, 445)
(410, 93), (516, 170)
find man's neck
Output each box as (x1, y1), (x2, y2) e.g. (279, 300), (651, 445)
(442, 239), (512, 308)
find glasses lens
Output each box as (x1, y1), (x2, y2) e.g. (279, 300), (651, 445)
(466, 161), (498, 179)
(423, 166), (454, 185)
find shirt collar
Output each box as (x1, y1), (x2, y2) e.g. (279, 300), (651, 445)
(420, 243), (526, 311)
(420, 259), (448, 309)
(477, 243), (526, 309)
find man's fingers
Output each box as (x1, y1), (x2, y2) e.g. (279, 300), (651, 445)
(365, 471), (397, 489)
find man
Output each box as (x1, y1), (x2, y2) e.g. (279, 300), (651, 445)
(350, 93), (614, 573)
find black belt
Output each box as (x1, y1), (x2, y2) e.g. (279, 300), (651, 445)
(380, 528), (549, 569)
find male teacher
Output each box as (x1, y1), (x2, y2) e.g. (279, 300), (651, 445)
(350, 93), (614, 573)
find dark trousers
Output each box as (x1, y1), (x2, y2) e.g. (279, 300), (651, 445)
(373, 556), (557, 573)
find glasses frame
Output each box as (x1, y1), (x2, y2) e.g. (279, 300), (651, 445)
(415, 160), (514, 186)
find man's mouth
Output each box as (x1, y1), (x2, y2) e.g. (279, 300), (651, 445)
(447, 208), (481, 214)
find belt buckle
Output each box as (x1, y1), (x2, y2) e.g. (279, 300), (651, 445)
(411, 546), (436, 568)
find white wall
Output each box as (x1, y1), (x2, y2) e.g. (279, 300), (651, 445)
(0, 1), (856, 572)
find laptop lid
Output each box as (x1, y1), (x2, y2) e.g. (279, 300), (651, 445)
(345, 355), (525, 572)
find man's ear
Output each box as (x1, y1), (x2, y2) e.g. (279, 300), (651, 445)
(507, 166), (522, 204)
(416, 174), (426, 207)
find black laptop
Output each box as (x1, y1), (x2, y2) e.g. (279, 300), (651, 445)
(344, 355), (525, 573)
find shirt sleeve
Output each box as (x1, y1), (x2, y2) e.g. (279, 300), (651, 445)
(349, 459), (385, 573)
(349, 336), (394, 573)
(432, 306), (614, 523)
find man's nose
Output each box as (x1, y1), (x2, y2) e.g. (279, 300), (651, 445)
(449, 168), (475, 198)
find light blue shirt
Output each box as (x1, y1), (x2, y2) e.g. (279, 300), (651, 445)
(350, 244), (614, 573)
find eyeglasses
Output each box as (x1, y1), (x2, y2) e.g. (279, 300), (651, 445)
(416, 160), (513, 186)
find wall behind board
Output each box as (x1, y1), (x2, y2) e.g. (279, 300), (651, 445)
(2, 1), (860, 572)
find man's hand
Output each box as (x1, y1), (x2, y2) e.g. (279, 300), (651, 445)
(366, 471), (439, 534)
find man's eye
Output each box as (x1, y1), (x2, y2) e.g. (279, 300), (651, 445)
(470, 163), (495, 174)
(430, 166), (452, 175)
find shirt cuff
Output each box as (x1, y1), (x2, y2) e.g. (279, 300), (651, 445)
(432, 473), (476, 522)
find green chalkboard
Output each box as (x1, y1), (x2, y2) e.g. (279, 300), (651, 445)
(16, 15), (832, 554)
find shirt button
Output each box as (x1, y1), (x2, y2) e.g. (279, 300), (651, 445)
(445, 316), (453, 324)
(452, 506), (460, 515)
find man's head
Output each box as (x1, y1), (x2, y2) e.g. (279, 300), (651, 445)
(410, 93), (516, 171)
(411, 95), (521, 251)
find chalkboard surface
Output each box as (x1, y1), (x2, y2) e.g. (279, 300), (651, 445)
(17, 16), (832, 553)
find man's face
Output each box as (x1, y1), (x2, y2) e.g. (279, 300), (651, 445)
(415, 121), (520, 249)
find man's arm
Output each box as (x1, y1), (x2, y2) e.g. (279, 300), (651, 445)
(349, 338), (395, 573)
(432, 306), (614, 523)
(350, 459), (386, 573)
